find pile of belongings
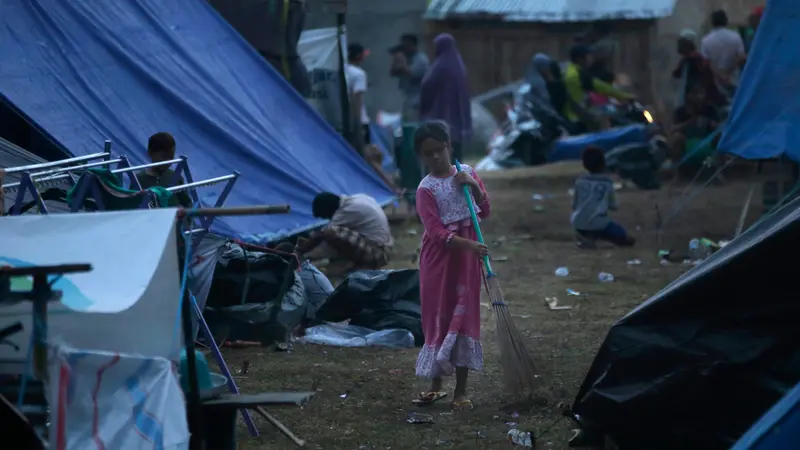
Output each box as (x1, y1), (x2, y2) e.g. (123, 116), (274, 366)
(203, 242), (423, 347)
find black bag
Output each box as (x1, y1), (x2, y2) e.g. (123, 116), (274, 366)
(205, 248), (307, 344)
(316, 270), (423, 346)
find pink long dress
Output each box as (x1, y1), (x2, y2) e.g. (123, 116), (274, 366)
(414, 164), (491, 379)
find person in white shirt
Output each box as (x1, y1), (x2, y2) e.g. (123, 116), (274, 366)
(700, 9), (746, 92)
(296, 192), (394, 269)
(345, 43), (371, 150)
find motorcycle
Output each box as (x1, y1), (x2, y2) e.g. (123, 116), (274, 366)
(595, 100), (655, 127)
(485, 83), (564, 167)
(477, 78), (661, 172)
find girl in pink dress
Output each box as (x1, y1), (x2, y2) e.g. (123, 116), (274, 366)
(411, 122), (491, 411)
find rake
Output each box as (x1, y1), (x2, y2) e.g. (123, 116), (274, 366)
(455, 162), (540, 395)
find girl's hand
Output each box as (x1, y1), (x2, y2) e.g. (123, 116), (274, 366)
(468, 241), (490, 257)
(454, 172), (478, 188)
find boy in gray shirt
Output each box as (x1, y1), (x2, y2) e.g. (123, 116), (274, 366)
(571, 146), (635, 248)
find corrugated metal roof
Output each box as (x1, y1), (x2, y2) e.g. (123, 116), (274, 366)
(425, 0), (676, 22)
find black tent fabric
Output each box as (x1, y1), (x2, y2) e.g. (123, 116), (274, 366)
(572, 196), (800, 450)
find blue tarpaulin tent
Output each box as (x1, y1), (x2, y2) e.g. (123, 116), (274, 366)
(718, 0), (800, 161)
(732, 380), (800, 450)
(0, 0), (393, 242)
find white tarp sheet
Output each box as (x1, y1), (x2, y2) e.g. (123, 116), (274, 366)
(298, 26), (346, 131)
(0, 209), (181, 367)
(49, 344), (189, 450)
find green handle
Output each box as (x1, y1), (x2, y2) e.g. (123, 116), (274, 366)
(455, 161), (493, 276)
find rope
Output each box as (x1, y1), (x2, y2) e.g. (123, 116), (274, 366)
(658, 157), (737, 245)
(233, 239), (300, 267)
(744, 180), (800, 232)
(735, 182), (758, 237)
(672, 157), (707, 201)
(677, 125), (724, 168)
(662, 158), (734, 229)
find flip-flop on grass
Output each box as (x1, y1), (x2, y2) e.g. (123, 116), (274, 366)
(411, 391), (447, 406)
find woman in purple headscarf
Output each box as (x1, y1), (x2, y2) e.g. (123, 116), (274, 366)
(420, 34), (472, 163)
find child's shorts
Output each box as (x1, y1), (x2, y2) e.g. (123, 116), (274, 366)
(577, 221), (634, 247)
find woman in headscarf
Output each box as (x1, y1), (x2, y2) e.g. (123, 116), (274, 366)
(523, 53), (565, 120)
(524, 54), (553, 104)
(420, 34), (472, 164)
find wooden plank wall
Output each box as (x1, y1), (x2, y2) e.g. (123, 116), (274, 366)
(424, 20), (657, 109)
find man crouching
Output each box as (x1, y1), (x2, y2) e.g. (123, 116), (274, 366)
(296, 192), (394, 270)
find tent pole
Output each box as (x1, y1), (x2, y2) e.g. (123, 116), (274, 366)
(335, 8), (351, 145)
(191, 295), (259, 436)
(180, 245), (204, 450)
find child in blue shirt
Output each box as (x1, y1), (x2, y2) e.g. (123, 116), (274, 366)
(572, 146), (635, 248)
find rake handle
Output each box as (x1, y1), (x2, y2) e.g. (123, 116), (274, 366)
(455, 161), (493, 276)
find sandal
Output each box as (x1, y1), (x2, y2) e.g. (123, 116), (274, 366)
(451, 399), (474, 411)
(412, 391), (447, 406)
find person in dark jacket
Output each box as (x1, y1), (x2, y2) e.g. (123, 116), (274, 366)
(547, 61), (568, 119)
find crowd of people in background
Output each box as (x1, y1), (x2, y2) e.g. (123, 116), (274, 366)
(279, 9), (771, 403)
(346, 33), (471, 165)
(667, 6), (762, 168)
(317, 5), (765, 270)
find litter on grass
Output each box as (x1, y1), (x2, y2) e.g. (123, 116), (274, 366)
(545, 297), (573, 311)
(406, 412), (435, 424)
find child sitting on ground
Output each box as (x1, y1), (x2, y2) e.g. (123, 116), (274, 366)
(572, 146), (635, 248)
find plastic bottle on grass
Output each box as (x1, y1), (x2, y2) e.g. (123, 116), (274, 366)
(688, 238), (701, 259)
(598, 272), (615, 282)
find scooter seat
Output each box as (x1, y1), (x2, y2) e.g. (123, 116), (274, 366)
(548, 124), (650, 162)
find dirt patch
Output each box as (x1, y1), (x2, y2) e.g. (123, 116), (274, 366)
(224, 172), (761, 449)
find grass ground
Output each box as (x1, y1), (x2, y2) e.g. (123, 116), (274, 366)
(226, 162), (763, 449)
